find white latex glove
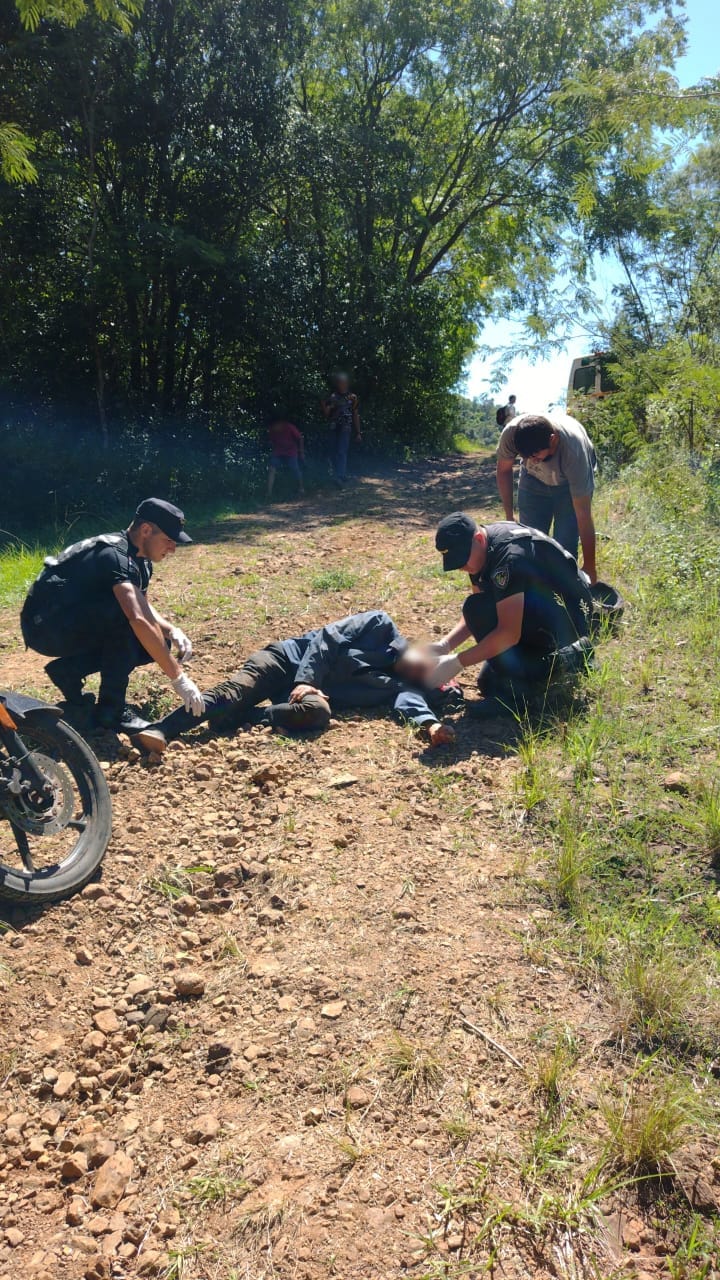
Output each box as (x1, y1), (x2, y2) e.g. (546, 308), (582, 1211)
(171, 672), (206, 717)
(427, 638), (452, 656)
(425, 654), (463, 689)
(168, 626), (193, 662)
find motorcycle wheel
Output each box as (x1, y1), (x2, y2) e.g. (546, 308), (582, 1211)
(0, 717), (112, 903)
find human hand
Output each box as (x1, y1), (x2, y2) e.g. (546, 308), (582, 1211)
(348, 393), (358, 407)
(170, 672), (206, 716)
(426, 638), (452, 656)
(168, 626), (193, 661)
(426, 722), (456, 748)
(290, 684), (327, 704)
(424, 654), (463, 689)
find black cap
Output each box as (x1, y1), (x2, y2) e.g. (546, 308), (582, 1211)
(135, 498), (192, 545)
(435, 512), (477, 571)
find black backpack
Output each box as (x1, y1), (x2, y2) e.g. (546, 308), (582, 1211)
(495, 406), (506, 427)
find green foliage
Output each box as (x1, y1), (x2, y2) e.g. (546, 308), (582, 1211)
(576, 120), (720, 465)
(0, 122), (36, 183)
(599, 1064), (704, 1176)
(16, 0), (141, 33)
(0, 0), (691, 450)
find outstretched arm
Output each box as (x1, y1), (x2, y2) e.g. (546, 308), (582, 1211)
(572, 495), (597, 583)
(113, 583), (180, 679)
(496, 458), (516, 520)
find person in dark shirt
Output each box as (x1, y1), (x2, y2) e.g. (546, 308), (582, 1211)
(132, 610), (460, 754)
(20, 499), (205, 732)
(320, 372), (361, 484)
(426, 512), (593, 715)
(267, 417), (305, 500)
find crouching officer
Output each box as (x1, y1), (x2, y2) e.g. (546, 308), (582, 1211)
(20, 499), (206, 732)
(426, 513), (593, 715)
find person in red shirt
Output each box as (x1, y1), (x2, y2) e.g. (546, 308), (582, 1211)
(267, 416), (305, 500)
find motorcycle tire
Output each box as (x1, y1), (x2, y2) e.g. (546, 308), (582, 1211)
(0, 717), (112, 903)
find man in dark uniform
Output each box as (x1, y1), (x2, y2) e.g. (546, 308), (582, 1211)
(132, 609), (460, 755)
(20, 499), (205, 732)
(426, 512), (593, 715)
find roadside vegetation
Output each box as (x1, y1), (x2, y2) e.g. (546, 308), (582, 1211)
(490, 450), (720, 1275)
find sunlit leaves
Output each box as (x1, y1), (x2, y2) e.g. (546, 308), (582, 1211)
(0, 124), (37, 184)
(16, 0), (142, 34)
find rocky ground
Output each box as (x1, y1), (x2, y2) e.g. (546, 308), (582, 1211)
(0, 456), (715, 1280)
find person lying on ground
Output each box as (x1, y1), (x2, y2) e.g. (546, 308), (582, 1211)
(495, 410), (598, 582)
(132, 610), (460, 754)
(425, 513), (594, 717)
(20, 499), (205, 734)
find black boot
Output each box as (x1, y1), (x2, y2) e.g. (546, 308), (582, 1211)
(93, 703), (150, 733)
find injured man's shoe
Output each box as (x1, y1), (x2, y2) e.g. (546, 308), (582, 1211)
(132, 726), (168, 754)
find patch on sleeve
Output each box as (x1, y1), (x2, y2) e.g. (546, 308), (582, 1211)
(492, 566), (510, 591)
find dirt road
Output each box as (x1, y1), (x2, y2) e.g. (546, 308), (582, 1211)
(0, 457), (628, 1279)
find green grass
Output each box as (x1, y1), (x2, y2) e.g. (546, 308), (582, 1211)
(0, 543), (48, 609)
(310, 567), (358, 593)
(506, 450), (720, 1262)
(599, 1064), (705, 1176)
(452, 434), (492, 456)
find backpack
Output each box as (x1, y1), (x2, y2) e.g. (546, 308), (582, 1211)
(496, 406), (506, 427)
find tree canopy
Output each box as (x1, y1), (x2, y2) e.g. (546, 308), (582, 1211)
(0, 0), (694, 446)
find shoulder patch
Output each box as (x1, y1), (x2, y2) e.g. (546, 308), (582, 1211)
(492, 566), (510, 591)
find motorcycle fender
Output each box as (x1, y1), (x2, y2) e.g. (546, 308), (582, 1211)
(0, 692), (63, 724)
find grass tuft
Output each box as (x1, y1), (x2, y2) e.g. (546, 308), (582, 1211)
(384, 1032), (443, 1101)
(599, 1065), (704, 1177)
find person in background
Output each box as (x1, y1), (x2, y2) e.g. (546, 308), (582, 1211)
(496, 394), (519, 428)
(20, 499), (205, 733)
(495, 411), (598, 582)
(320, 372), (361, 485)
(425, 512), (593, 716)
(267, 415), (305, 500)
(504, 394), (519, 422)
(132, 610), (459, 754)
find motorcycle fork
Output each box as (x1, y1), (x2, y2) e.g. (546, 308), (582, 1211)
(0, 711), (55, 797)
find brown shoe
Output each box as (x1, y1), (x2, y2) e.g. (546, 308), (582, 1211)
(132, 727), (168, 754)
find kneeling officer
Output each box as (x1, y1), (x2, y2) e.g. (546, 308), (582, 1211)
(20, 498), (205, 732)
(427, 513), (593, 714)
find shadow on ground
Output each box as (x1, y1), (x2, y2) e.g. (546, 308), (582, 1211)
(199, 453), (497, 546)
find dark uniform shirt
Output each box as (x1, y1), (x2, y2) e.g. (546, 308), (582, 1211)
(470, 522), (591, 649)
(22, 532), (151, 631)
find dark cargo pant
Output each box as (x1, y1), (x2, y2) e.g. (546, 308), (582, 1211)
(21, 595), (152, 715)
(462, 591), (592, 707)
(155, 643), (332, 741)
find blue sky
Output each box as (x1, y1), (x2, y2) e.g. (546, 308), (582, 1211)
(465, 0), (719, 411)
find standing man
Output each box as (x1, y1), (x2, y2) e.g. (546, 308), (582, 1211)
(425, 513), (593, 715)
(20, 499), (205, 732)
(320, 372), (361, 485)
(496, 411), (598, 582)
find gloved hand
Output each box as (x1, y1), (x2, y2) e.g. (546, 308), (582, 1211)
(168, 626), (193, 662)
(425, 654), (463, 689)
(426, 638), (452, 656)
(171, 672), (206, 717)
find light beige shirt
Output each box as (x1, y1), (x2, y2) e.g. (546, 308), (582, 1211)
(497, 412), (596, 497)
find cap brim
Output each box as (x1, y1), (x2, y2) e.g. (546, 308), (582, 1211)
(176, 531), (192, 545)
(441, 547), (469, 572)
